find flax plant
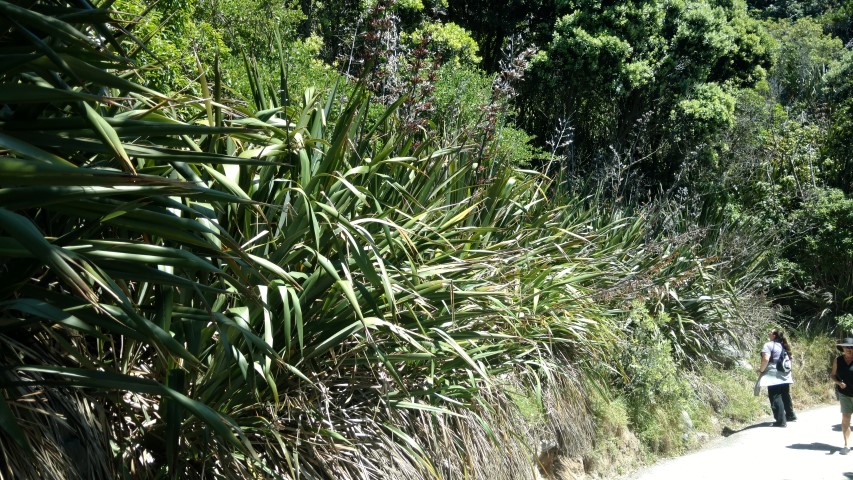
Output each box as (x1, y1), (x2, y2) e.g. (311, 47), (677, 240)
(0, 3), (584, 477)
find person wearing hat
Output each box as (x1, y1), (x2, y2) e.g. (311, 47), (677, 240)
(756, 329), (796, 427)
(831, 337), (853, 454)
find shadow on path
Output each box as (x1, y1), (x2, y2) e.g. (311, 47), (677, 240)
(721, 422), (772, 437)
(787, 442), (844, 455)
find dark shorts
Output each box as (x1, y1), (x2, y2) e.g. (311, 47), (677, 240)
(840, 392), (853, 414)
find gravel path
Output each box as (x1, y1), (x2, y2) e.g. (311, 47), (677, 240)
(620, 404), (853, 480)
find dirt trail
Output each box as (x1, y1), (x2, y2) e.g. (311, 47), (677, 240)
(620, 404), (853, 480)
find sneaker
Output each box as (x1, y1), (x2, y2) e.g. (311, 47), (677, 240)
(772, 421), (787, 427)
(841, 447), (850, 455)
(786, 415), (797, 422)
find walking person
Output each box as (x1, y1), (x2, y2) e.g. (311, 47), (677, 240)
(831, 338), (853, 454)
(756, 329), (796, 427)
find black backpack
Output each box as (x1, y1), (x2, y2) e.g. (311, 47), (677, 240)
(775, 344), (792, 373)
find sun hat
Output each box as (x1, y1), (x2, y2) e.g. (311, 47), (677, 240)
(837, 338), (853, 351)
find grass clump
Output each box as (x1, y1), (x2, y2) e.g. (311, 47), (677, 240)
(620, 304), (695, 455)
(689, 364), (766, 426)
(583, 383), (645, 477)
(790, 332), (837, 407)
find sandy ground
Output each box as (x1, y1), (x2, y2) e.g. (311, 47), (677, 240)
(620, 404), (853, 480)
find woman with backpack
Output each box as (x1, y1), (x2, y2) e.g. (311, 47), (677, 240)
(756, 328), (796, 427)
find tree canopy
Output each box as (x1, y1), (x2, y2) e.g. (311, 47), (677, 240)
(517, 0), (772, 190)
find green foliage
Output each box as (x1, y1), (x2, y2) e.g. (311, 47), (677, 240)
(837, 314), (853, 339)
(405, 21), (482, 65)
(114, 0), (227, 92)
(393, 0), (450, 16)
(114, 0), (328, 104)
(823, 0), (853, 44)
(823, 50), (853, 192)
(607, 304), (700, 455)
(0, 2), (270, 476)
(786, 188), (853, 316)
(674, 83), (737, 141)
(432, 64), (493, 131)
(621, 303), (689, 410)
(491, 124), (540, 167)
(711, 78), (834, 316)
(721, 86), (826, 207)
(718, 89), (853, 320)
(507, 386), (547, 426)
(588, 386), (632, 438)
(196, 0), (305, 58)
(787, 332), (837, 405)
(690, 365), (765, 425)
(446, 0), (559, 71)
(429, 64), (540, 166)
(520, 0), (773, 189)
(398, 0), (426, 8)
(764, 17), (844, 112)
(747, 0), (848, 20)
(583, 382), (650, 475)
